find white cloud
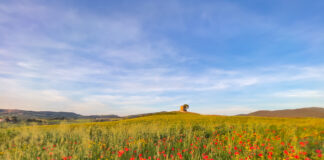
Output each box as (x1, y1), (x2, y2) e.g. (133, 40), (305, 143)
(0, 78), (69, 111)
(198, 106), (257, 116)
(274, 90), (324, 98)
(1, 1), (324, 115)
(82, 95), (180, 106)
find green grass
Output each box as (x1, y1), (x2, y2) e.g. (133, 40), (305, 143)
(0, 112), (323, 160)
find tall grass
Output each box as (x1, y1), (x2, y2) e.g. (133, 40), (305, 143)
(0, 112), (323, 159)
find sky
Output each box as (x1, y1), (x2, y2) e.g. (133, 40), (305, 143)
(0, 0), (324, 116)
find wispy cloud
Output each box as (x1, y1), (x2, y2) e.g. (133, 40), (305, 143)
(201, 106), (257, 116)
(0, 0), (324, 115)
(274, 90), (324, 98)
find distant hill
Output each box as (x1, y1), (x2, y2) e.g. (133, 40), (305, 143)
(238, 107), (324, 118)
(0, 109), (171, 120)
(2, 107), (323, 120)
(0, 109), (119, 119)
(124, 111), (168, 119)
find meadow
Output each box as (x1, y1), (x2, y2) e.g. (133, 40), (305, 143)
(0, 112), (323, 160)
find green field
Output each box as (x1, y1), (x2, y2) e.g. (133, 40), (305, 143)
(0, 112), (323, 160)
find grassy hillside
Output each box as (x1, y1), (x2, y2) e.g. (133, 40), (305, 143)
(238, 107), (324, 118)
(0, 112), (323, 160)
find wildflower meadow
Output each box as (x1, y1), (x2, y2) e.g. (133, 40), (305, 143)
(0, 112), (323, 160)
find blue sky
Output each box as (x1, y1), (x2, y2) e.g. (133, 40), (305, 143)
(0, 0), (324, 115)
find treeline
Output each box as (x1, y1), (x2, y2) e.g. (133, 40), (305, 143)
(0, 116), (45, 124)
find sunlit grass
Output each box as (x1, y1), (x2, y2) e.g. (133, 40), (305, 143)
(0, 112), (323, 159)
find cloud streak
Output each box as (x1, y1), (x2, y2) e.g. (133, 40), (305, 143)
(0, 0), (324, 115)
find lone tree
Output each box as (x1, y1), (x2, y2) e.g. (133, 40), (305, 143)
(180, 104), (189, 112)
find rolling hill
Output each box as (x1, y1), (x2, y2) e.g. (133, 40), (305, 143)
(1, 110), (323, 159)
(238, 107), (324, 118)
(0, 109), (119, 119)
(1, 107), (323, 120)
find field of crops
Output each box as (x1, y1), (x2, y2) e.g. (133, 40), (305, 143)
(0, 112), (323, 160)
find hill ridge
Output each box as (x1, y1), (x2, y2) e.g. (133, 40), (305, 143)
(238, 107), (324, 118)
(0, 109), (119, 119)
